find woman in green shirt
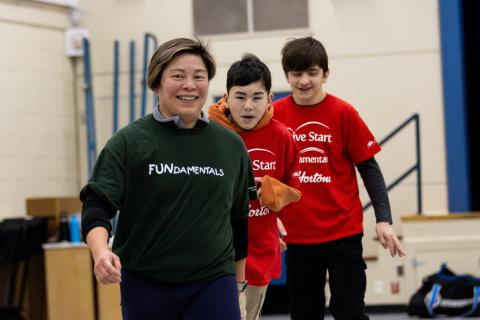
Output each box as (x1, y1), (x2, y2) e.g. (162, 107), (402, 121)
(80, 38), (255, 320)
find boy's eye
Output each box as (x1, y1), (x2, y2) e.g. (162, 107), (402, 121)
(235, 96), (245, 100)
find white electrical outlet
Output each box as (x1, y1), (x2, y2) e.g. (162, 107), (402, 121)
(373, 280), (384, 294)
(64, 27), (90, 57)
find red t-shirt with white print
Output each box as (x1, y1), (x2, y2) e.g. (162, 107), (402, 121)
(239, 119), (299, 286)
(273, 93), (381, 244)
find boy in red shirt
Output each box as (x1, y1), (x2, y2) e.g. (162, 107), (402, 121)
(273, 37), (405, 319)
(209, 54), (301, 320)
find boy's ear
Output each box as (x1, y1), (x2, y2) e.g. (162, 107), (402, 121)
(323, 70), (330, 82)
(223, 92), (229, 109)
(268, 92), (274, 105)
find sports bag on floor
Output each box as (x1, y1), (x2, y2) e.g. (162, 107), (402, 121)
(407, 263), (480, 318)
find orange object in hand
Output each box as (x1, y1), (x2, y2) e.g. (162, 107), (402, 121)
(258, 175), (301, 212)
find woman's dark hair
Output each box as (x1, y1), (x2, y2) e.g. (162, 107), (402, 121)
(147, 37), (216, 91)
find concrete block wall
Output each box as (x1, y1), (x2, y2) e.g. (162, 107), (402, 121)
(73, 1), (447, 225)
(0, 1), (79, 218)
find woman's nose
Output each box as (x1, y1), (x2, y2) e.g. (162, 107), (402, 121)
(182, 77), (196, 90)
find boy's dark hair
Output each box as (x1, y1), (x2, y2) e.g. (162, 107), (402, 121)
(281, 36), (329, 74)
(226, 54), (272, 93)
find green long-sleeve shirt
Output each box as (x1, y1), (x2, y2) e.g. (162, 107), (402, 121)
(81, 115), (254, 283)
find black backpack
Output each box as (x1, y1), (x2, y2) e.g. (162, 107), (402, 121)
(407, 263), (480, 318)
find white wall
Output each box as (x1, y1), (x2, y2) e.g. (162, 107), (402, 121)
(0, 0), (448, 305)
(75, 0), (447, 216)
(0, 1), (78, 219)
(0, 0), (447, 224)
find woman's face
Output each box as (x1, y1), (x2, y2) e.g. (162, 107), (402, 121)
(155, 53), (209, 128)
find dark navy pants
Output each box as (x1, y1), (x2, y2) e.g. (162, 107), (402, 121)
(120, 269), (240, 320)
(286, 234), (369, 320)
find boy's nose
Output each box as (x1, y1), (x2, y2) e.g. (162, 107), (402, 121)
(299, 73), (310, 84)
(244, 100), (254, 110)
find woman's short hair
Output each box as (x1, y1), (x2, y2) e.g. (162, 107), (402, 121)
(147, 37), (216, 91)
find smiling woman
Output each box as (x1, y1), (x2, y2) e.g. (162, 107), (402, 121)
(147, 38), (216, 128)
(80, 38), (256, 320)
(155, 54), (209, 127)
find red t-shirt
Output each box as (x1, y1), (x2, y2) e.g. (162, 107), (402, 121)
(273, 94), (381, 244)
(239, 119), (299, 286)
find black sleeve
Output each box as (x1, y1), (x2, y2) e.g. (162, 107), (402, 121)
(231, 216), (248, 261)
(356, 157), (393, 224)
(229, 146), (254, 262)
(80, 189), (117, 242)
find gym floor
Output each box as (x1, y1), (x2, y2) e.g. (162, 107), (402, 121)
(263, 314), (480, 319)
(263, 315), (404, 319)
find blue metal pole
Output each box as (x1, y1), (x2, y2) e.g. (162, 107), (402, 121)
(415, 114), (422, 214)
(82, 38), (97, 176)
(129, 40), (136, 122)
(149, 33), (159, 110)
(141, 35), (149, 117)
(113, 40), (119, 133)
(141, 33), (159, 115)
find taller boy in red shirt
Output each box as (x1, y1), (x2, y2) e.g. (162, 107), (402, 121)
(273, 36), (405, 319)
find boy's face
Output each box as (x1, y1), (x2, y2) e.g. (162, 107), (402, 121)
(225, 81), (272, 130)
(286, 65), (329, 105)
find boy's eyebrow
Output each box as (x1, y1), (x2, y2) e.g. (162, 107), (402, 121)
(233, 91), (266, 96)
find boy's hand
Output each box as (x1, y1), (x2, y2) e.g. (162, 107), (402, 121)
(277, 218), (288, 252)
(375, 222), (406, 257)
(255, 179), (262, 199)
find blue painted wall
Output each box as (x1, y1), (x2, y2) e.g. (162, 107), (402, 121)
(438, 0), (472, 212)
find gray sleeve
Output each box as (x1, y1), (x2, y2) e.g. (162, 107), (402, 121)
(356, 157), (393, 224)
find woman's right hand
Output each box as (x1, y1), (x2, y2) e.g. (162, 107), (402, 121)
(86, 227), (122, 284)
(92, 247), (122, 284)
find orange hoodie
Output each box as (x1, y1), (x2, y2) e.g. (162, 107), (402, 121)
(208, 98), (301, 211)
